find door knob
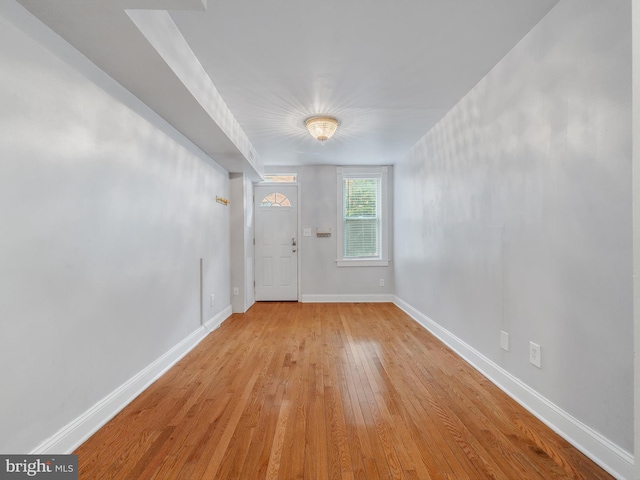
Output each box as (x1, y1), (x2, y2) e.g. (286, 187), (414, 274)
(292, 237), (297, 246)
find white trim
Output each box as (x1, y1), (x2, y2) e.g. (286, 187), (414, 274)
(301, 294), (394, 303)
(31, 305), (233, 455)
(297, 183), (302, 302)
(336, 166), (389, 175)
(393, 296), (634, 480)
(253, 184), (299, 301)
(336, 166), (390, 267)
(259, 173), (298, 184)
(204, 305), (233, 332)
(633, 2), (640, 477)
(336, 259), (389, 267)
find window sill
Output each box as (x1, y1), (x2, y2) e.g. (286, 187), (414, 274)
(336, 259), (389, 267)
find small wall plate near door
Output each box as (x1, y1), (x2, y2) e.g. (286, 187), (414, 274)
(500, 331), (509, 351)
(529, 342), (541, 368)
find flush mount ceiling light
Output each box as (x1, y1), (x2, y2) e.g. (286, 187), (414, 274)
(305, 116), (339, 142)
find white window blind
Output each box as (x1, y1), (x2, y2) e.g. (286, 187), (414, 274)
(336, 166), (389, 267)
(343, 177), (380, 258)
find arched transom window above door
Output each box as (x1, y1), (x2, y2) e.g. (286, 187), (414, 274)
(260, 192), (292, 207)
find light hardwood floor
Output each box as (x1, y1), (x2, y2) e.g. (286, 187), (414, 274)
(75, 302), (613, 479)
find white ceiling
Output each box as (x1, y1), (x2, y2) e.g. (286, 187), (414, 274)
(17, 0), (560, 170)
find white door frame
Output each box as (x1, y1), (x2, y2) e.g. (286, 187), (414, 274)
(254, 183), (301, 301)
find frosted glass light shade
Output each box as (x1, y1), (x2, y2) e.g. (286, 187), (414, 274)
(305, 116), (339, 142)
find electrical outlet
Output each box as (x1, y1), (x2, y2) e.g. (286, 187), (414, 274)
(500, 331), (509, 351)
(233, 287), (239, 296)
(210, 294), (215, 307)
(379, 279), (385, 287)
(529, 342), (541, 368)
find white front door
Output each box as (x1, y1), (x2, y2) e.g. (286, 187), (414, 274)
(254, 185), (298, 301)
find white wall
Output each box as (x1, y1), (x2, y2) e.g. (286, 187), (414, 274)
(395, 0), (632, 464)
(633, 0), (640, 477)
(244, 175), (255, 308)
(264, 165), (394, 301)
(0, 2), (231, 453)
(229, 173), (255, 313)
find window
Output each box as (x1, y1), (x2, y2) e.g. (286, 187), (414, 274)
(343, 178), (379, 257)
(261, 174), (297, 183)
(260, 192), (291, 207)
(337, 167), (389, 267)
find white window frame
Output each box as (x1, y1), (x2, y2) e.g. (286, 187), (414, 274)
(336, 166), (389, 267)
(260, 173), (297, 183)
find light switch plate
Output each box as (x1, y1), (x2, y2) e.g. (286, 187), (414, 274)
(500, 331), (509, 351)
(303, 228), (312, 237)
(529, 342), (541, 368)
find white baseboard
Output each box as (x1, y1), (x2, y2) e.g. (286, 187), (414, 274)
(205, 305), (232, 331)
(393, 296), (634, 480)
(300, 294), (394, 303)
(31, 305), (233, 455)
